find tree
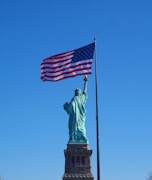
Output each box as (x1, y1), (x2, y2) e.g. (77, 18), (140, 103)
(148, 173), (152, 180)
(0, 176), (4, 180)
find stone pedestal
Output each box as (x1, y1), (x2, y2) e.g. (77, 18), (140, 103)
(62, 144), (94, 180)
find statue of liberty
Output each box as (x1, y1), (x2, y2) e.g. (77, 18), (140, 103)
(63, 75), (88, 144)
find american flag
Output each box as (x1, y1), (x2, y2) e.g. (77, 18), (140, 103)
(40, 42), (95, 82)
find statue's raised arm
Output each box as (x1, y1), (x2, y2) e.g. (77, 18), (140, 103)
(83, 75), (88, 95)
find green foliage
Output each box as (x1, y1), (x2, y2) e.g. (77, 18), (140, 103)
(148, 173), (152, 180)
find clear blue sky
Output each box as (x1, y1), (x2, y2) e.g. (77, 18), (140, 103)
(0, 0), (152, 180)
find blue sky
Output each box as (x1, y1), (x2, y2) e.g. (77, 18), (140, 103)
(0, 0), (152, 180)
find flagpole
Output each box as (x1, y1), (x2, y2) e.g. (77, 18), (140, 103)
(94, 38), (100, 180)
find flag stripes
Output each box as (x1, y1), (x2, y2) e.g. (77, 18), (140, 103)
(40, 42), (95, 82)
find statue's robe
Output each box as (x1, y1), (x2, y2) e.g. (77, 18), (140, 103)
(64, 92), (88, 143)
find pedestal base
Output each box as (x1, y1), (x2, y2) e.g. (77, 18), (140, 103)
(62, 144), (94, 180)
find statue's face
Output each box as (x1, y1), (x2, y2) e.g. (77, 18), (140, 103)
(75, 89), (81, 96)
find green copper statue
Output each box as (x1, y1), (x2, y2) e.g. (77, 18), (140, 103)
(63, 75), (88, 144)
